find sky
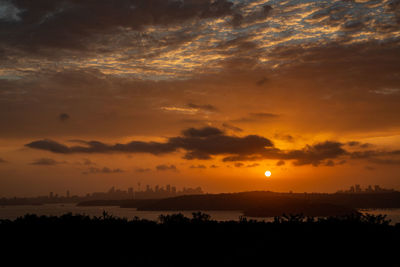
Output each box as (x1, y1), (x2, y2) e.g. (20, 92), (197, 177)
(0, 0), (400, 197)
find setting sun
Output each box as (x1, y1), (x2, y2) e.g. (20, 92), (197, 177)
(265, 171), (272, 177)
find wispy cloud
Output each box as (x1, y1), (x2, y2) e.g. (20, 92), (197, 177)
(156, 164), (177, 171)
(30, 158), (66, 166)
(83, 167), (125, 175)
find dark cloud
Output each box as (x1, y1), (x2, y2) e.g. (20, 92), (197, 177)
(325, 160), (335, 167)
(59, 113), (70, 122)
(1, 0), (235, 55)
(24, 126), (400, 167)
(246, 163), (259, 168)
(222, 141), (348, 167)
(287, 141), (346, 167)
(135, 167), (151, 173)
(30, 158), (64, 166)
(182, 127), (223, 138)
(250, 113), (279, 118)
(26, 140), (70, 153)
(347, 141), (371, 148)
(233, 112), (279, 123)
(172, 133), (275, 160)
(25, 139), (177, 154)
(190, 165), (206, 169)
(276, 160), (285, 166)
(368, 158), (400, 165)
(0, 158), (7, 163)
(187, 103), (218, 112)
(83, 167), (124, 175)
(222, 155), (265, 162)
(221, 141), (347, 167)
(350, 149), (400, 160)
(230, 4), (272, 27)
(341, 20), (365, 32)
(25, 126), (274, 160)
(156, 164), (177, 171)
(234, 162), (244, 168)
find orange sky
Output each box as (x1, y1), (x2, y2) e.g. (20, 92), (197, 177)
(0, 0), (400, 197)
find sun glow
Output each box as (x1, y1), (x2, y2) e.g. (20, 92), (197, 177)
(265, 170), (271, 177)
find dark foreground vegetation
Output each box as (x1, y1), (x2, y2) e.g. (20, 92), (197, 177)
(1, 212), (399, 266)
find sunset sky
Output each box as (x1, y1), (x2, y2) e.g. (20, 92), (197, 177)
(1, 0), (400, 197)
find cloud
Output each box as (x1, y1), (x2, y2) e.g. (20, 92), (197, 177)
(30, 158), (64, 166)
(230, 3), (272, 27)
(350, 149), (400, 160)
(286, 141), (346, 167)
(222, 141), (349, 167)
(369, 88), (400, 95)
(222, 123), (243, 132)
(59, 113), (70, 122)
(25, 126), (400, 167)
(172, 130), (274, 160)
(274, 134), (294, 143)
(0, 0), (235, 55)
(187, 103), (218, 112)
(182, 127), (224, 138)
(83, 167), (124, 175)
(249, 113), (280, 119)
(135, 167), (152, 173)
(276, 160), (285, 166)
(0, 158), (7, 163)
(161, 106), (198, 115)
(25, 139), (177, 155)
(368, 158), (400, 165)
(1, 0), (399, 84)
(234, 162), (244, 168)
(0, 1), (21, 21)
(25, 126), (274, 161)
(25, 139), (72, 154)
(156, 164), (177, 171)
(347, 141), (371, 148)
(246, 163), (259, 168)
(325, 160), (335, 167)
(233, 112), (280, 123)
(190, 165), (206, 169)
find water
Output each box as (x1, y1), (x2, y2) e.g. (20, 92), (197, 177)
(0, 204), (244, 222)
(1, 204), (400, 224)
(358, 208), (400, 224)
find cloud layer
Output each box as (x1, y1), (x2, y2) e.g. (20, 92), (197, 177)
(25, 127), (400, 167)
(1, 0), (399, 80)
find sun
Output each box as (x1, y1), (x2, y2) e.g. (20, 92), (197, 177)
(265, 170), (271, 177)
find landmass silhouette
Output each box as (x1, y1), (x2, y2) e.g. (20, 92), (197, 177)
(77, 190), (400, 217)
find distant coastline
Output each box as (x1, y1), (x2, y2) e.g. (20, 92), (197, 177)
(74, 190), (400, 217)
(3, 186), (400, 218)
